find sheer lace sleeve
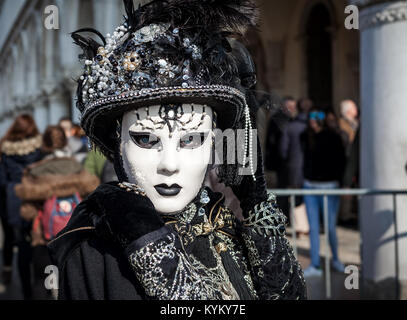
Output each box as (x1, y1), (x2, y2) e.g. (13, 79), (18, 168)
(240, 193), (307, 300)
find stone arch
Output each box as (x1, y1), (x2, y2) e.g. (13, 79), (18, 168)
(305, 2), (334, 109)
(297, 0), (339, 35)
(285, 0), (339, 107)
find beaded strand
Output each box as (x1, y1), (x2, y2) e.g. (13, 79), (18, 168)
(244, 104), (256, 182)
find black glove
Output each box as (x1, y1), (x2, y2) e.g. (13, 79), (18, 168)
(89, 183), (165, 247)
(232, 137), (268, 215)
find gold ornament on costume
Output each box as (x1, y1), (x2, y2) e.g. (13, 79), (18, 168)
(123, 52), (141, 71)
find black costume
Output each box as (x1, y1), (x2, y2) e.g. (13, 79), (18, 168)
(48, 0), (307, 300)
(49, 183), (305, 300)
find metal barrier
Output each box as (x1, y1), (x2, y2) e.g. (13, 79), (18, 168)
(268, 188), (407, 299)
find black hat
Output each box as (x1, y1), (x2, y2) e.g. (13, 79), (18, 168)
(72, 0), (258, 160)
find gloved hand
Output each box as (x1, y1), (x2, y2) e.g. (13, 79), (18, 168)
(89, 183), (165, 247)
(232, 136), (268, 216)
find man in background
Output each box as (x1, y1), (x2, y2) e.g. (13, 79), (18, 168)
(279, 99), (309, 191)
(339, 100), (359, 158)
(264, 96), (297, 219)
(298, 98), (313, 117)
(265, 96), (296, 187)
(338, 100), (360, 222)
(278, 98), (313, 234)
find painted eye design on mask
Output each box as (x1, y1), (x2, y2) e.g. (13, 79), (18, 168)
(129, 132), (160, 149)
(179, 132), (209, 149)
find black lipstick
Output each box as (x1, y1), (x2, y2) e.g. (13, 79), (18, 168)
(154, 184), (182, 196)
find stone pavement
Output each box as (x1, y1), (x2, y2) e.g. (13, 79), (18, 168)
(0, 247), (24, 300)
(286, 225), (362, 299)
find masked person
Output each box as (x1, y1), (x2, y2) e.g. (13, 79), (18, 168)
(48, 0), (306, 300)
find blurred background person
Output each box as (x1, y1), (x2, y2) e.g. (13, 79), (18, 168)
(58, 117), (73, 141)
(278, 96), (300, 188)
(72, 124), (88, 147)
(339, 100), (359, 158)
(338, 100), (360, 223)
(298, 98), (313, 117)
(264, 96), (296, 188)
(301, 109), (346, 278)
(84, 147), (117, 184)
(58, 118), (88, 164)
(83, 148), (107, 181)
(0, 114), (43, 299)
(15, 125), (99, 299)
(265, 96), (297, 218)
(325, 109), (341, 132)
(71, 124), (89, 163)
(278, 98), (311, 234)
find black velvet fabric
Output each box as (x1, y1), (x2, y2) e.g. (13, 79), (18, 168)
(48, 183), (150, 300)
(56, 235), (145, 300)
(86, 183), (164, 245)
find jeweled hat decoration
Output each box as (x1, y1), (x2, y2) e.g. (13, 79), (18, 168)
(72, 0), (259, 180)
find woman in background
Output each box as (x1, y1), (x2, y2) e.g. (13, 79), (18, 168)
(0, 114), (43, 299)
(15, 125), (99, 299)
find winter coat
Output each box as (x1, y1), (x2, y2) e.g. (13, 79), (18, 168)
(15, 155), (100, 245)
(47, 183), (307, 300)
(0, 135), (43, 227)
(265, 113), (284, 172)
(301, 128), (346, 183)
(278, 112), (308, 188)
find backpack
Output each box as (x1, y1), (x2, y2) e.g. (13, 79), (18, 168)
(39, 193), (81, 241)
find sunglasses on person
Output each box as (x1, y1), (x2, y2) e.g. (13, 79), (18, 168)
(309, 111), (326, 121)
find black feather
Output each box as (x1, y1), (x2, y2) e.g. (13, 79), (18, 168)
(71, 28), (106, 60)
(123, 0), (137, 31)
(126, 0), (258, 36)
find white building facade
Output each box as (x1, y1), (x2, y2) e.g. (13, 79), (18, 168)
(0, 0), (126, 134)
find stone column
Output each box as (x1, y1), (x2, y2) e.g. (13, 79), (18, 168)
(47, 91), (69, 125)
(1, 116), (13, 136)
(352, 0), (407, 299)
(55, 0), (79, 71)
(93, 0), (118, 35)
(33, 97), (49, 133)
(104, 0), (120, 33)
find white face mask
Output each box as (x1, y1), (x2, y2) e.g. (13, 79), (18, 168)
(121, 104), (213, 214)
